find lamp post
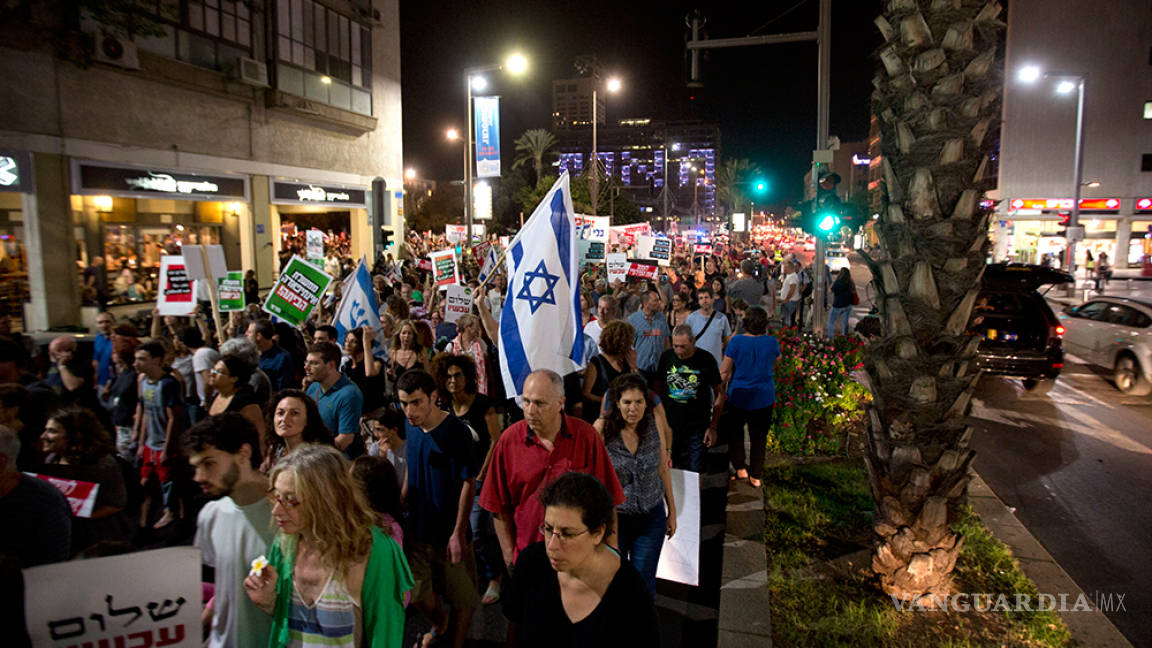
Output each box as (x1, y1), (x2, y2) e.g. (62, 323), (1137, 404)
(445, 128), (466, 223)
(463, 53), (528, 244)
(590, 76), (622, 216)
(1018, 65), (1086, 280)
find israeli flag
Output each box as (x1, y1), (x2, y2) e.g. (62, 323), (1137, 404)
(499, 173), (584, 396)
(332, 257), (381, 344)
(478, 245), (500, 285)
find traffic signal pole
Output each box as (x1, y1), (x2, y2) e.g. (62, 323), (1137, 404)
(686, 0), (831, 334)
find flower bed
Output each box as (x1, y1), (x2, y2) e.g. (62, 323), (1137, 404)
(768, 328), (870, 456)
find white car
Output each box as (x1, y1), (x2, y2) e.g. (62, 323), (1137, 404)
(1058, 296), (1152, 395)
(826, 249), (850, 273)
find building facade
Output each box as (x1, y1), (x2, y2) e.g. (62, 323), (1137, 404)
(0, 0), (403, 330)
(996, 0), (1152, 267)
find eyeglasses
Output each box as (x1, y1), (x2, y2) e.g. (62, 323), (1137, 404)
(209, 368), (225, 376)
(538, 523), (589, 543)
(265, 490), (301, 508)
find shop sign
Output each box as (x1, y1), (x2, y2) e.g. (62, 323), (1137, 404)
(263, 256), (332, 326)
(1009, 197), (1121, 211)
(73, 161), (248, 200)
(1136, 198), (1152, 212)
(0, 149), (33, 194)
(217, 271), (245, 312)
(271, 179), (367, 207)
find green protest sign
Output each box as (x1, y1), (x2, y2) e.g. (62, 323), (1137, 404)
(262, 256), (332, 325)
(217, 271), (245, 312)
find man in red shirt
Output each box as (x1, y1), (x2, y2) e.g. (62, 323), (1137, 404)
(479, 369), (625, 571)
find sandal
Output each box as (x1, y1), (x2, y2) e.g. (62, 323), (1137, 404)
(735, 469), (749, 481)
(481, 581), (502, 605)
(749, 477), (762, 488)
(414, 628), (442, 648)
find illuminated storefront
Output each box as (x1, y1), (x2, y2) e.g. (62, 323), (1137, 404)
(268, 178), (370, 270)
(996, 197), (1149, 268)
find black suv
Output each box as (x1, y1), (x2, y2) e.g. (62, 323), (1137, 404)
(970, 263), (1073, 394)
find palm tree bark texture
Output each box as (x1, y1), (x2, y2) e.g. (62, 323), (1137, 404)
(861, 0), (1005, 605)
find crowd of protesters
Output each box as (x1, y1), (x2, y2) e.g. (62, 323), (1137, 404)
(1, 226), (864, 647)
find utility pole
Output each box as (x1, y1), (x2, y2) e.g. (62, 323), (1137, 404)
(685, 0), (831, 334)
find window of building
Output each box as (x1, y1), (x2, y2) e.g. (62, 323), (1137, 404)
(134, 0), (252, 72)
(1142, 153), (1152, 172)
(273, 0), (373, 116)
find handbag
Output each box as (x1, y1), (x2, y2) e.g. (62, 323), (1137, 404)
(851, 285), (860, 306)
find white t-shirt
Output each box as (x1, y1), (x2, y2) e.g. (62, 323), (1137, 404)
(195, 496), (275, 648)
(583, 319), (604, 346)
(192, 346), (221, 406)
(779, 273), (801, 302)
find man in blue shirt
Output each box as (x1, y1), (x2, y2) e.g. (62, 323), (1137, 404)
(247, 319), (293, 391)
(93, 312), (115, 394)
(303, 342), (363, 459)
(685, 285), (732, 367)
(626, 289), (670, 387)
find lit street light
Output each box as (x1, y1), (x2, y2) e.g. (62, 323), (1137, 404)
(1018, 64), (1086, 278)
(405, 168), (417, 181)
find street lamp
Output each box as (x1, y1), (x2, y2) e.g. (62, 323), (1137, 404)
(464, 53), (528, 243)
(1018, 64), (1086, 277)
(405, 168), (416, 181)
(590, 76), (622, 216)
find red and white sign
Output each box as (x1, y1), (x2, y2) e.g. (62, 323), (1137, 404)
(1136, 198), (1152, 211)
(416, 258), (433, 272)
(157, 255), (197, 316)
(27, 472), (100, 518)
(444, 284), (473, 323)
(606, 253), (629, 285)
(429, 249), (459, 289)
(1010, 197), (1121, 211)
(694, 244), (713, 255)
(626, 262), (659, 280)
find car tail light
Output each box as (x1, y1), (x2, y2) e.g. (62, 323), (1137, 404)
(1052, 362), (1063, 369)
(1055, 325), (1065, 337)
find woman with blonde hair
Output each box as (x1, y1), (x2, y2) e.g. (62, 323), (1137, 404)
(244, 444), (413, 647)
(448, 314), (489, 396)
(387, 319), (427, 387)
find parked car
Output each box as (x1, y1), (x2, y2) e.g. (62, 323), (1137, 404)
(1058, 296), (1152, 395)
(826, 248), (850, 273)
(971, 264), (1073, 394)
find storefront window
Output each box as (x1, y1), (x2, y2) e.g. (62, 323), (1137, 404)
(101, 224), (221, 304)
(0, 192), (28, 329)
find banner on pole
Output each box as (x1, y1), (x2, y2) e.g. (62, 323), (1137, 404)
(262, 256), (332, 325)
(474, 96), (501, 178)
(24, 547), (201, 647)
(217, 271), (245, 312)
(444, 284), (473, 323)
(157, 255), (197, 316)
(430, 249), (458, 289)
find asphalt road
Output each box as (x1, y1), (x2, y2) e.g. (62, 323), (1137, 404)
(969, 364), (1152, 648)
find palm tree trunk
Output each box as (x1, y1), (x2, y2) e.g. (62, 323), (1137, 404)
(863, 0), (1006, 605)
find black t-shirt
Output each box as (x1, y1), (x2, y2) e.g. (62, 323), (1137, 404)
(0, 476), (72, 567)
(346, 361), (389, 414)
(503, 542), (660, 648)
(657, 348), (721, 430)
(215, 385), (260, 414)
(439, 393), (494, 470)
(107, 368), (139, 428)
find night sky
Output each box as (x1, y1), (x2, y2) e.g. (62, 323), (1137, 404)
(398, 1), (882, 207)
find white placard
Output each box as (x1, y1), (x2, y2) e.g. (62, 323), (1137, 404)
(157, 255), (198, 316)
(444, 284), (473, 323)
(25, 546), (201, 647)
(575, 215), (609, 242)
(606, 253), (629, 286)
(179, 245), (206, 281)
(656, 468), (701, 586)
(205, 244), (228, 279)
(306, 230), (324, 261)
(446, 224), (466, 244)
(635, 235), (672, 266)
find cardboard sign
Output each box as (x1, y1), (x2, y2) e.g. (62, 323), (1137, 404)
(157, 256), (197, 316)
(262, 256), (333, 326)
(27, 472), (100, 518)
(429, 249), (458, 289)
(306, 229), (324, 262)
(217, 271), (245, 312)
(606, 253), (629, 285)
(656, 469), (701, 586)
(626, 262), (659, 280)
(179, 245), (207, 281)
(579, 239), (605, 265)
(444, 284), (473, 323)
(205, 245), (228, 279)
(24, 546), (200, 647)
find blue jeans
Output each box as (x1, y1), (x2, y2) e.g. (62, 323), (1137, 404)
(618, 504), (668, 595)
(827, 305), (852, 337)
(671, 422), (707, 473)
(781, 300), (799, 327)
(470, 479), (503, 584)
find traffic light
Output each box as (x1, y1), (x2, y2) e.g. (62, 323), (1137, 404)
(1057, 212), (1070, 238)
(753, 179), (768, 194)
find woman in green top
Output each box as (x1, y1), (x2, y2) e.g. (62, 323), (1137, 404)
(244, 444), (413, 648)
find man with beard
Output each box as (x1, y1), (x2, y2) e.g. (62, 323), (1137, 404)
(187, 413), (273, 648)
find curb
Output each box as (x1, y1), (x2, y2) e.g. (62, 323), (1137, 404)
(968, 471), (1134, 648)
(718, 476), (772, 647)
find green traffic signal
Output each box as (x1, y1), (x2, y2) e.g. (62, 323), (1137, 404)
(817, 211), (839, 232)
(754, 180), (767, 193)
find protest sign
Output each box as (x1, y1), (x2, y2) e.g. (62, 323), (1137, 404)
(444, 284), (473, 323)
(27, 472), (99, 518)
(25, 546), (200, 647)
(429, 249), (458, 289)
(445, 224), (466, 244)
(574, 215), (609, 242)
(635, 235), (672, 266)
(179, 245), (207, 280)
(306, 229), (324, 263)
(263, 256), (332, 326)
(579, 239), (605, 265)
(656, 469), (700, 586)
(694, 244), (713, 255)
(216, 271), (245, 312)
(416, 258), (433, 272)
(606, 253), (629, 285)
(157, 256), (197, 316)
(626, 262), (659, 280)
(609, 222), (651, 247)
(205, 245), (228, 279)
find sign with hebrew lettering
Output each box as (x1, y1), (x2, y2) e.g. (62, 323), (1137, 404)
(262, 256), (333, 326)
(26, 473), (100, 518)
(24, 546), (200, 647)
(157, 256), (197, 316)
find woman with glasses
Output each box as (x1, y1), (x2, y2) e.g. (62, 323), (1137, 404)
(601, 373), (676, 594)
(262, 390), (332, 473)
(244, 444), (414, 647)
(207, 355), (265, 446)
(502, 471), (659, 647)
(432, 352), (504, 605)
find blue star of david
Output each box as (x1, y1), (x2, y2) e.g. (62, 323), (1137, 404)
(516, 260), (561, 314)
